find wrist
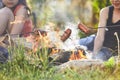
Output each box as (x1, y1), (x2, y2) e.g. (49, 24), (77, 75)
(91, 51), (97, 59)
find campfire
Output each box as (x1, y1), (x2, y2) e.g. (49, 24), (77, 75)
(24, 22), (113, 65)
(26, 24), (89, 63)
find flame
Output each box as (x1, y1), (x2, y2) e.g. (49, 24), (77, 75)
(50, 48), (60, 55)
(25, 22), (86, 56)
(26, 30), (52, 52)
(69, 50), (87, 60)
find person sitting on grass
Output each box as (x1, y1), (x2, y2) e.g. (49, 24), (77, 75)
(78, 0), (120, 61)
(0, 0), (33, 63)
(0, 0), (33, 38)
(93, 0), (120, 59)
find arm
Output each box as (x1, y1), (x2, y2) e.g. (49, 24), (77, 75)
(93, 7), (109, 54)
(0, 7), (14, 35)
(10, 5), (27, 36)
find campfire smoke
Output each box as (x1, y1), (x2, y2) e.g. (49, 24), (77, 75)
(26, 22), (91, 61)
(24, 22), (113, 62)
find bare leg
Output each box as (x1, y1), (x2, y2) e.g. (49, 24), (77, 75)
(0, 7), (14, 35)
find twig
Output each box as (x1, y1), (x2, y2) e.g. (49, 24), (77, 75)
(0, 24), (120, 37)
(114, 32), (120, 63)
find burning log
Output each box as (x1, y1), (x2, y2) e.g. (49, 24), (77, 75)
(50, 51), (71, 64)
(49, 48), (88, 65)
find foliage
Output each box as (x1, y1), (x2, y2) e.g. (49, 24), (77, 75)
(27, 0), (53, 28)
(27, 0), (111, 28)
(0, 44), (120, 80)
(92, 0), (111, 27)
(27, 0), (47, 9)
(1, 1), (120, 80)
(104, 57), (115, 68)
(79, 0), (111, 37)
(0, 45), (53, 80)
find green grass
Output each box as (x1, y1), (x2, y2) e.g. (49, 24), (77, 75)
(0, 45), (120, 80)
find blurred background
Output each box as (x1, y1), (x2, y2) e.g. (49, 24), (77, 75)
(27, 0), (111, 36)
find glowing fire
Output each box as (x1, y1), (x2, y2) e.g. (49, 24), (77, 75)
(26, 26), (63, 52)
(69, 50), (87, 60)
(50, 48), (60, 55)
(26, 30), (52, 52)
(25, 22), (87, 61)
(26, 29), (87, 61)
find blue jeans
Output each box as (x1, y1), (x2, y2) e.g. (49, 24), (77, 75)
(79, 34), (112, 61)
(0, 46), (8, 63)
(79, 34), (95, 51)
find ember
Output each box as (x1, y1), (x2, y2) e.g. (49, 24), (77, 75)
(69, 50), (87, 60)
(50, 48), (61, 55)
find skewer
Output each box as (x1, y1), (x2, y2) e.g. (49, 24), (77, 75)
(0, 29), (47, 37)
(88, 24), (120, 29)
(1, 24), (120, 37)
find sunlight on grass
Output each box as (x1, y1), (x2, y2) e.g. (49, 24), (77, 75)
(0, 44), (120, 80)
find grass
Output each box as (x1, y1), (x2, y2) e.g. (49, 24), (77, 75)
(0, 45), (120, 80)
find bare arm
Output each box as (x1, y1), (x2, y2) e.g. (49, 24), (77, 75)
(93, 7), (109, 54)
(0, 7), (14, 35)
(10, 5), (27, 35)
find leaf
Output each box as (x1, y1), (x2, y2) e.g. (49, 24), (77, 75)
(104, 57), (115, 68)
